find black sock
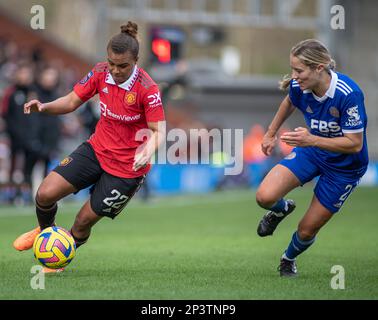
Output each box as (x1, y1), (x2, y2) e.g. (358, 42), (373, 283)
(70, 229), (90, 249)
(36, 200), (57, 230)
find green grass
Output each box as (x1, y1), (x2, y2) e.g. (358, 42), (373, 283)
(0, 186), (377, 300)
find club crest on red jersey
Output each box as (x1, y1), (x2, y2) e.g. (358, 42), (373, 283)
(124, 92), (137, 105)
(59, 157), (73, 166)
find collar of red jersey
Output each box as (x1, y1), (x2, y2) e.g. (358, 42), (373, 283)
(105, 65), (139, 91)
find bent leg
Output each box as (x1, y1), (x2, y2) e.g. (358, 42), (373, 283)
(256, 165), (302, 237)
(36, 171), (77, 206)
(256, 164), (301, 209)
(70, 200), (103, 248)
(35, 171), (77, 229)
(297, 194), (333, 240)
(13, 172), (78, 250)
(284, 194), (333, 261)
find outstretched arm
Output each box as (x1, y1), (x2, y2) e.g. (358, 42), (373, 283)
(24, 91), (83, 115)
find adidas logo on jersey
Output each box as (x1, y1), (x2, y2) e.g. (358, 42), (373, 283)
(102, 87), (108, 94)
(306, 105), (313, 113)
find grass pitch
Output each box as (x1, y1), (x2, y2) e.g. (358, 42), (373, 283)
(0, 186), (377, 300)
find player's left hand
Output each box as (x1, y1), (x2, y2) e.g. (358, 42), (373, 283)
(280, 127), (317, 147)
(133, 151), (149, 171)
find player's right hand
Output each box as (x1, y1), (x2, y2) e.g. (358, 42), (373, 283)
(24, 99), (44, 114)
(261, 134), (277, 156)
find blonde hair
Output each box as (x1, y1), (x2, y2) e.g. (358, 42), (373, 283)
(279, 39), (336, 90)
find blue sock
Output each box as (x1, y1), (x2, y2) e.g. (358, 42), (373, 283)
(284, 231), (316, 260)
(269, 198), (287, 213)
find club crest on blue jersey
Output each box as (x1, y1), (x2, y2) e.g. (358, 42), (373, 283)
(79, 71), (93, 84)
(329, 106), (340, 118)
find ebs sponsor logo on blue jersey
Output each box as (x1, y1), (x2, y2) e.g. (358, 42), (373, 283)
(310, 119), (341, 136)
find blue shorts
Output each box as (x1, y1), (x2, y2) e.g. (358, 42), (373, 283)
(279, 147), (366, 213)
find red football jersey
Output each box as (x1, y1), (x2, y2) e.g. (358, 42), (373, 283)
(73, 62), (165, 178)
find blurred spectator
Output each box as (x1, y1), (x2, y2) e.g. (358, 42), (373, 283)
(0, 40), (19, 92)
(1, 62), (38, 203)
(35, 66), (62, 177)
(0, 39), (86, 204)
(242, 124), (294, 187)
(243, 124), (268, 164)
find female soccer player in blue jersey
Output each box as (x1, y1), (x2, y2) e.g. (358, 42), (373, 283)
(255, 39), (369, 277)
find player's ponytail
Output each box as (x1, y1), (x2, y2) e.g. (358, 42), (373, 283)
(120, 21), (138, 39)
(279, 74), (292, 91)
(279, 39), (336, 91)
(107, 21), (139, 60)
(327, 58), (336, 71)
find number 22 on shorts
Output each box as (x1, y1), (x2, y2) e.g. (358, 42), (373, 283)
(103, 189), (129, 214)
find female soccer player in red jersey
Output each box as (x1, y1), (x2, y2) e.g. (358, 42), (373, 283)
(13, 21), (166, 272)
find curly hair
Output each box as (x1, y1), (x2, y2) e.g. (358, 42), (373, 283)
(107, 21), (139, 59)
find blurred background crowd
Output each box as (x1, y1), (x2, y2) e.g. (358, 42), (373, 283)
(0, 0), (377, 205)
(0, 39), (98, 204)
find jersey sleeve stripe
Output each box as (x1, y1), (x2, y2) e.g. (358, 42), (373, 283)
(291, 80), (299, 87)
(336, 85), (349, 96)
(342, 128), (364, 133)
(337, 79), (353, 92)
(337, 81), (352, 94)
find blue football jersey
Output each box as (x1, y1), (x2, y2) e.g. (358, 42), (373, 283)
(289, 70), (369, 172)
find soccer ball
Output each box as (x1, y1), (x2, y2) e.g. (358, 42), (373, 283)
(33, 226), (76, 269)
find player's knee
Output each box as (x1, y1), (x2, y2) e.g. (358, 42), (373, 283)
(36, 185), (57, 207)
(297, 226), (316, 241)
(255, 189), (276, 209)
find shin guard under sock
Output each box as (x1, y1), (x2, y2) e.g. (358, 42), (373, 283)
(36, 200), (58, 230)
